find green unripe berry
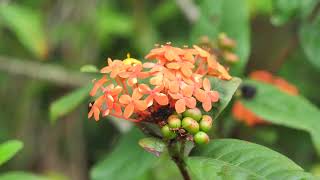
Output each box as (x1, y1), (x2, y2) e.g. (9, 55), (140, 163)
(168, 114), (179, 120)
(183, 108), (202, 121)
(182, 117), (199, 134)
(161, 125), (176, 139)
(200, 115), (213, 132)
(173, 112), (183, 119)
(194, 131), (210, 144)
(168, 116), (181, 128)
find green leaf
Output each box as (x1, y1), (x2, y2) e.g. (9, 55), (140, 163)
(188, 139), (315, 179)
(0, 140), (23, 166)
(271, 0), (318, 25)
(0, 4), (48, 59)
(90, 128), (158, 180)
(241, 80), (320, 155)
(49, 84), (92, 123)
(207, 77), (242, 119)
(299, 14), (320, 70)
(278, 49), (320, 102)
(0, 172), (48, 180)
(191, 0), (250, 75)
(80, 64), (99, 73)
(139, 137), (166, 157)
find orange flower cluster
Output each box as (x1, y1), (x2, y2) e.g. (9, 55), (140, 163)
(232, 70), (298, 126)
(88, 44), (232, 121)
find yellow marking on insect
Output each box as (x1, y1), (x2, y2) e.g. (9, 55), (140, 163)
(123, 53), (142, 65)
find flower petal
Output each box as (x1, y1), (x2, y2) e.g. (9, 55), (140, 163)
(113, 103), (122, 115)
(175, 99), (186, 113)
(134, 100), (148, 111)
(181, 66), (193, 77)
(181, 84), (193, 97)
(119, 95), (131, 104)
(169, 81), (179, 93)
(202, 100), (212, 112)
(154, 93), (169, 105)
(145, 96), (154, 107)
(123, 103), (134, 118)
(132, 88), (143, 100)
(90, 76), (107, 96)
(150, 74), (163, 86)
(185, 97), (196, 109)
(209, 91), (219, 102)
(193, 89), (206, 102)
(203, 78), (211, 91)
(138, 84), (151, 94)
(128, 77), (138, 86)
(143, 62), (156, 68)
(166, 62), (180, 70)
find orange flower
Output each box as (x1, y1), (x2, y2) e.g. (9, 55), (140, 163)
(89, 43), (234, 122)
(166, 61), (194, 77)
(90, 76), (108, 96)
(170, 94), (196, 114)
(169, 85), (197, 114)
(232, 101), (265, 126)
(118, 64), (149, 86)
(119, 88), (148, 118)
(145, 44), (185, 62)
(138, 84), (169, 106)
(88, 96), (105, 121)
(101, 58), (129, 78)
(101, 84), (123, 108)
(250, 70), (298, 95)
(194, 78), (219, 111)
(143, 62), (165, 73)
(232, 70), (299, 126)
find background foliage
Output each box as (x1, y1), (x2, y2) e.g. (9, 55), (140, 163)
(0, 0), (320, 179)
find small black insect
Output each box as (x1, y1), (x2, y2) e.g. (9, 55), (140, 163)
(241, 84), (257, 99)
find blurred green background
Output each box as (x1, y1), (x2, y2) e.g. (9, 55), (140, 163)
(0, 0), (320, 179)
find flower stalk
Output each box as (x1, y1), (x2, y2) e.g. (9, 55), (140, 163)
(168, 140), (190, 180)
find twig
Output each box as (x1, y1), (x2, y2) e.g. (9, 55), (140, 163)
(168, 140), (191, 180)
(175, 0), (200, 24)
(0, 55), (93, 87)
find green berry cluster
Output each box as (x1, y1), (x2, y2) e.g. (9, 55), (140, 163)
(161, 108), (213, 145)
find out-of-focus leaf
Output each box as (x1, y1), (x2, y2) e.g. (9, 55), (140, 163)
(90, 128), (158, 180)
(271, 0), (318, 25)
(0, 4), (48, 59)
(279, 49), (320, 103)
(151, 0), (179, 23)
(247, 0), (272, 16)
(0, 172), (48, 180)
(96, 8), (133, 39)
(49, 84), (92, 123)
(299, 15), (320, 70)
(207, 77), (241, 119)
(188, 139), (315, 179)
(192, 0), (250, 75)
(139, 137), (166, 157)
(137, 153), (183, 180)
(0, 140), (23, 166)
(80, 64), (99, 73)
(241, 80), (320, 155)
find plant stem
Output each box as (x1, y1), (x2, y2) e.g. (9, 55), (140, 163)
(168, 141), (191, 180)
